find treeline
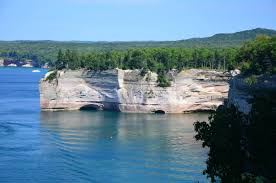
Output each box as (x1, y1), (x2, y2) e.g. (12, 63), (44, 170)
(237, 36), (276, 75)
(55, 47), (238, 72)
(55, 47), (239, 87)
(55, 36), (276, 76)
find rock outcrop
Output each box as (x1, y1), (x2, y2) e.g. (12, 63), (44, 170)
(0, 59), (35, 67)
(40, 69), (230, 113)
(0, 59), (4, 66)
(227, 74), (276, 114)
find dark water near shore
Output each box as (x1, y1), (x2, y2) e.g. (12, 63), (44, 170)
(0, 67), (209, 183)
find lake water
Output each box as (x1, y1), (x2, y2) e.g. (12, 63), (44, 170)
(0, 67), (209, 183)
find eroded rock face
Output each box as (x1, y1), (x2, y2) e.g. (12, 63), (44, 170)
(227, 75), (276, 114)
(40, 69), (230, 113)
(0, 59), (4, 67)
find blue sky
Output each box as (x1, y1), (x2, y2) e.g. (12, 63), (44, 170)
(0, 0), (275, 41)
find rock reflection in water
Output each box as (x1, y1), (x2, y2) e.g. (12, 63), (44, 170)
(40, 111), (209, 183)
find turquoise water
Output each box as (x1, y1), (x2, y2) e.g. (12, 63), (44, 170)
(0, 67), (209, 183)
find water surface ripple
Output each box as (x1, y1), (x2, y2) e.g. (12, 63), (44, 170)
(0, 67), (209, 183)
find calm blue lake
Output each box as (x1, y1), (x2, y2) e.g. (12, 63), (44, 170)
(0, 67), (209, 183)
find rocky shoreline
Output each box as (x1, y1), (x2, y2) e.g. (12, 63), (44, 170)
(0, 58), (49, 68)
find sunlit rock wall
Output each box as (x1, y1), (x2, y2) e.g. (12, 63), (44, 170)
(40, 69), (229, 113)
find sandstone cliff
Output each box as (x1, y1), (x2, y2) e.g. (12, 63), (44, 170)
(227, 74), (276, 114)
(40, 69), (229, 113)
(0, 59), (4, 66)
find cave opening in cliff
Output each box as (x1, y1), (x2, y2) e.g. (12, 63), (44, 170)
(153, 110), (166, 114)
(79, 104), (100, 111)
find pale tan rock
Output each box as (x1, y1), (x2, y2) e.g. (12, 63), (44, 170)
(0, 59), (4, 67)
(40, 69), (230, 113)
(22, 63), (33, 67)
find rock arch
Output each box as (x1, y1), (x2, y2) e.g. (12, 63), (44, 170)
(79, 104), (102, 111)
(153, 110), (166, 114)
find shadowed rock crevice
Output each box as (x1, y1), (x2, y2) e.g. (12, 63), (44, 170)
(153, 110), (166, 114)
(79, 104), (101, 111)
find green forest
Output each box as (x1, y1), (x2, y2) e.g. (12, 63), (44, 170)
(55, 47), (237, 71)
(1, 28), (275, 67)
(54, 35), (276, 73)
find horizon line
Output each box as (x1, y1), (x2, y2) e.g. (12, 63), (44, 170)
(0, 27), (274, 42)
